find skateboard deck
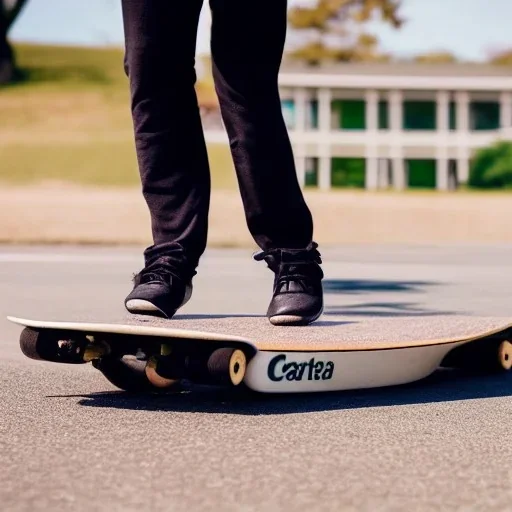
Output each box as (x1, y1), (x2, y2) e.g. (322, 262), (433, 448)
(7, 314), (512, 393)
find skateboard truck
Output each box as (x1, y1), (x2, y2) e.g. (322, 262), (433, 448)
(19, 326), (248, 392)
(145, 347), (247, 387)
(441, 337), (512, 372)
(19, 327), (109, 364)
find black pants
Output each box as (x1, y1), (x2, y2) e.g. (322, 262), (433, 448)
(121, 0), (314, 269)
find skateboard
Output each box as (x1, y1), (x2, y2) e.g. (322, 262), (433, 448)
(7, 315), (512, 393)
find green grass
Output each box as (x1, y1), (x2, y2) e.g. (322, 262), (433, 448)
(12, 44), (127, 90)
(0, 44), (236, 189)
(0, 141), (139, 186)
(0, 141), (236, 188)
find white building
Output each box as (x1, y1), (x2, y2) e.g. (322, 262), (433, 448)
(204, 63), (512, 190)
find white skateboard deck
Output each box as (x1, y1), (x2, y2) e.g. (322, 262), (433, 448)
(8, 315), (512, 393)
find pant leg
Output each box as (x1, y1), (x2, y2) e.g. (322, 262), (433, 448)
(209, 0), (314, 251)
(121, 0), (210, 268)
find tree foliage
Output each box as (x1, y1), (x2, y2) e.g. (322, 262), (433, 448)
(288, 0), (403, 65)
(0, 0), (29, 83)
(413, 51), (458, 64)
(468, 141), (512, 189)
(488, 49), (512, 66)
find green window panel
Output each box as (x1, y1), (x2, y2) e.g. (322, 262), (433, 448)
(407, 159), (436, 188)
(403, 101), (436, 131)
(331, 100), (343, 129)
(340, 100), (366, 130)
(308, 100), (319, 129)
(304, 157), (318, 187)
(470, 102), (500, 131)
(331, 100), (366, 130)
(449, 101), (456, 131)
(379, 100), (389, 130)
(331, 158), (366, 188)
(281, 99), (295, 129)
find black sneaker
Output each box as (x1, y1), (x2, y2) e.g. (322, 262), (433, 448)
(125, 254), (194, 319)
(254, 242), (324, 326)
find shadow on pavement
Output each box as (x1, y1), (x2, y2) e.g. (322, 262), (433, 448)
(323, 279), (438, 295)
(322, 278), (454, 317)
(72, 369), (512, 415)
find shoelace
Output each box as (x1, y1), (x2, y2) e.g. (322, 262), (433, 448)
(138, 255), (195, 285)
(254, 243), (322, 265)
(254, 243), (323, 292)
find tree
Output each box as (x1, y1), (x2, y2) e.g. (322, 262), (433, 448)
(413, 51), (458, 64)
(468, 141), (512, 189)
(287, 0), (403, 65)
(488, 49), (512, 66)
(0, 0), (29, 84)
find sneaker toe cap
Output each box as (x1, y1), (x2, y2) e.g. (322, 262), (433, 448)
(267, 292), (323, 323)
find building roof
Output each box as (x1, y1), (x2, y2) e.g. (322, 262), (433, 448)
(278, 62), (512, 91)
(280, 61), (512, 77)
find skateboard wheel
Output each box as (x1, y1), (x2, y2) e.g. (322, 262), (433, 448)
(442, 338), (512, 373)
(19, 327), (88, 364)
(498, 340), (512, 370)
(145, 356), (179, 388)
(19, 327), (42, 360)
(207, 348), (246, 386)
(93, 356), (174, 392)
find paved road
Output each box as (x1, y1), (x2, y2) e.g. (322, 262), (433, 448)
(2, 244), (512, 511)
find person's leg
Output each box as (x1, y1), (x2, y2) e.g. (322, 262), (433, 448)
(210, 0), (323, 325)
(122, 0), (208, 318)
(209, 0), (312, 251)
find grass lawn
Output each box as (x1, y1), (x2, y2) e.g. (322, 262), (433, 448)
(0, 44), (236, 189)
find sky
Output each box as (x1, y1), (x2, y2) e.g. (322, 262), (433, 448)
(9, 0), (512, 61)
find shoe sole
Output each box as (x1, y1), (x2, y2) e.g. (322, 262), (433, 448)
(269, 307), (323, 327)
(125, 284), (193, 319)
(125, 299), (168, 318)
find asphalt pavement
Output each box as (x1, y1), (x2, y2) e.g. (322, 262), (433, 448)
(2, 244), (512, 511)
